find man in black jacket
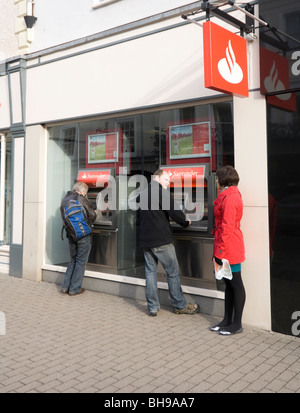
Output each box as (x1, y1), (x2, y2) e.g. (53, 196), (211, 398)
(139, 169), (200, 316)
(60, 181), (97, 296)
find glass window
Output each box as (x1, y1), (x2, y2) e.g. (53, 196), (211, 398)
(285, 11), (300, 50)
(59, 125), (78, 159)
(4, 138), (11, 245)
(267, 91), (300, 336)
(259, 0), (300, 91)
(46, 101), (233, 288)
(0, 135), (11, 245)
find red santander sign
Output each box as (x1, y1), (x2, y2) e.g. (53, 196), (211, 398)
(161, 166), (205, 187)
(203, 21), (249, 97)
(260, 47), (296, 112)
(78, 169), (111, 186)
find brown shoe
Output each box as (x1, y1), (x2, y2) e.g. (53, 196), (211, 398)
(174, 303), (199, 314)
(69, 288), (85, 296)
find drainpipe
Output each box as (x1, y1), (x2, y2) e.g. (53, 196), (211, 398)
(0, 134), (6, 245)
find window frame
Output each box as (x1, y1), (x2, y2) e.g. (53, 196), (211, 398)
(59, 124), (79, 161)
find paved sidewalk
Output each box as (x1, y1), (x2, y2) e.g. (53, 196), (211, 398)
(0, 273), (299, 394)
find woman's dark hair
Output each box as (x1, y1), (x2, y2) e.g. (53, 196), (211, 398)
(216, 165), (239, 187)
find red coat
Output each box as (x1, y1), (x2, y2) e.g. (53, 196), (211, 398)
(212, 186), (245, 264)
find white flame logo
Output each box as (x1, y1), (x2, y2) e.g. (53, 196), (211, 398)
(218, 40), (243, 84)
(264, 61), (291, 101)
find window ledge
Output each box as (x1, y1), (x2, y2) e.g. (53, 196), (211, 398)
(42, 264), (225, 300)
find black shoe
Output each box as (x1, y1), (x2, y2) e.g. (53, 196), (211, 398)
(210, 324), (222, 332)
(61, 288), (68, 294)
(148, 311), (157, 317)
(219, 326), (243, 335)
(69, 288), (85, 296)
(210, 322), (230, 332)
(148, 308), (159, 316)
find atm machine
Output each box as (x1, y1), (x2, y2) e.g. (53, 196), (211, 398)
(161, 164), (217, 289)
(78, 168), (117, 270)
(78, 168), (143, 274)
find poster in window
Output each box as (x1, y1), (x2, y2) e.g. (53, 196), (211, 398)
(86, 129), (123, 172)
(87, 132), (118, 164)
(169, 121), (211, 160)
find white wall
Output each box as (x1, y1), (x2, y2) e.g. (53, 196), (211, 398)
(32, 0), (202, 52)
(233, 4), (271, 330)
(234, 91), (271, 331)
(23, 125), (47, 281)
(26, 16), (218, 125)
(0, 1), (19, 60)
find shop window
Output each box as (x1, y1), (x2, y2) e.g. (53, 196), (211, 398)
(285, 11), (300, 48)
(267, 91), (300, 336)
(46, 101), (234, 290)
(0, 136), (11, 245)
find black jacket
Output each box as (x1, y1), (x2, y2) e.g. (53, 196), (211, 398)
(138, 181), (189, 249)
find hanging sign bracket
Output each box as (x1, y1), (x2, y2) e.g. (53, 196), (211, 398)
(182, 1), (300, 48)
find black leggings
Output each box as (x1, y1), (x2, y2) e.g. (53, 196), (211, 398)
(220, 271), (246, 329)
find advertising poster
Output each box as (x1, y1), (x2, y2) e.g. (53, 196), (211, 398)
(87, 132), (118, 164)
(169, 121), (211, 160)
(85, 129), (123, 172)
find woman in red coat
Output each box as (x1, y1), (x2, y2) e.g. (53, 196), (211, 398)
(210, 165), (246, 335)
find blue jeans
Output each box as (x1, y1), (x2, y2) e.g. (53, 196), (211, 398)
(144, 243), (187, 313)
(62, 235), (92, 294)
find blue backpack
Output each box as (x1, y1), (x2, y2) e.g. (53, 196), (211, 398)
(62, 198), (92, 242)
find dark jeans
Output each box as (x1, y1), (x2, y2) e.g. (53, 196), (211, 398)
(62, 235), (92, 293)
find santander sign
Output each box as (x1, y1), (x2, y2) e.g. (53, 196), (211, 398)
(203, 21), (249, 97)
(218, 40), (244, 84)
(260, 47), (296, 112)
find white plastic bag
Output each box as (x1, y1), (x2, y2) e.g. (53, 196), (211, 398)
(213, 258), (233, 280)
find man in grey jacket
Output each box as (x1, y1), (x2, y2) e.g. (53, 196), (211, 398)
(139, 169), (200, 316)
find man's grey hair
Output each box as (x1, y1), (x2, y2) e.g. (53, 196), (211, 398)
(72, 181), (89, 193)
